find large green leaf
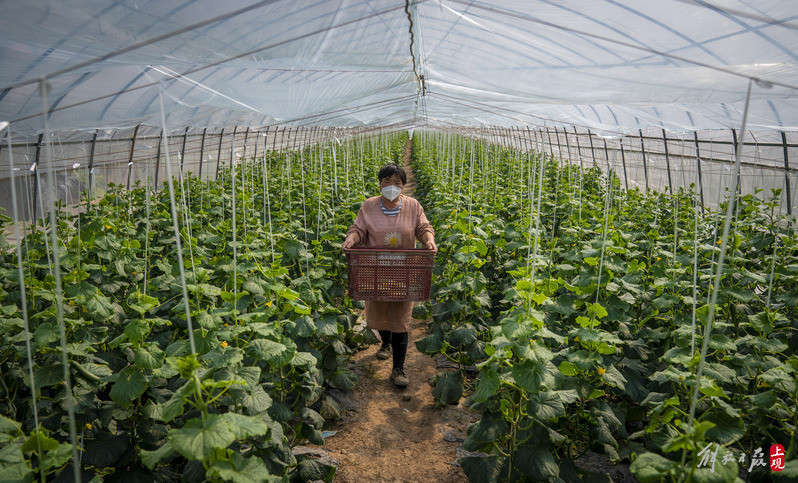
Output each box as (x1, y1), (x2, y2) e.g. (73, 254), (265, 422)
(431, 371), (463, 405)
(169, 415), (236, 461)
(247, 339), (292, 368)
(110, 367), (148, 407)
(459, 455), (506, 483)
(462, 413), (507, 451)
(211, 454), (281, 483)
(514, 445), (558, 480)
(82, 431), (130, 468)
(630, 452), (676, 483)
(471, 368), (500, 403)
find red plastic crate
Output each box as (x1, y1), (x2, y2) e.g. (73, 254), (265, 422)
(344, 247), (435, 301)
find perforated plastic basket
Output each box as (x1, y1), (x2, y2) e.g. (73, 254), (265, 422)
(344, 247), (435, 301)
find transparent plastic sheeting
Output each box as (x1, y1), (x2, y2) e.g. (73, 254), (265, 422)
(1, 127), (796, 222)
(1, 1), (798, 135)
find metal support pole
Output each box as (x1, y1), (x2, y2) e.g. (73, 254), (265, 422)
(180, 126), (188, 177)
(242, 127), (250, 160)
(640, 130), (650, 191)
(693, 132), (705, 207)
(126, 124), (140, 191)
(603, 139), (610, 173)
(782, 131), (792, 216)
(588, 130), (596, 168)
(154, 129), (163, 189)
(620, 140), (629, 190)
(228, 126), (238, 169)
(663, 128), (673, 193)
(198, 128), (207, 179)
(546, 127), (554, 159)
(31, 133), (43, 222)
(573, 127), (583, 170)
(215, 128), (225, 180)
(87, 129), (98, 209)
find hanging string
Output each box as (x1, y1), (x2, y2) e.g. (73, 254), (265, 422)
(230, 135), (238, 323)
(6, 124), (44, 469)
(157, 86), (197, 356)
(687, 79), (754, 434)
(39, 78), (81, 483)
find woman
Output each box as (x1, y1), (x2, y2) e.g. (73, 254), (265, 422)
(342, 163), (437, 387)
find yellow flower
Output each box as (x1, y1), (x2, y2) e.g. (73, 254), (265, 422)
(716, 239), (722, 244)
(221, 341), (228, 348)
(597, 367), (606, 376)
(132, 271), (137, 276)
(266, 301), (273, 307)
(656, 257), (661, 261)
(85, 423), (92, 430)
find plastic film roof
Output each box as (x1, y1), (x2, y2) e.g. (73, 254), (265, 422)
(2, 0), (798, 135)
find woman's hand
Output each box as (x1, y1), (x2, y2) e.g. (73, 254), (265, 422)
(421, 233), (437, 253)
(342, 233), (360, 250)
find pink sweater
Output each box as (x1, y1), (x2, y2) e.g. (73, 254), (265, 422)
(347, 194), (434, 332)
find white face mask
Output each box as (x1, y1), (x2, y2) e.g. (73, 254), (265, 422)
(381, 185), (402, 201)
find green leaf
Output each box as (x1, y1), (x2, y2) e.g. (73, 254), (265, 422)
(528, 391), (566, 420)
(511, 360), (549, 392)
(21, 430), (59, 453)
(415, 332), (444, 354)
(247, 339), (292, 368)
(462, 414), (507, 451)
(240, 385), (273, 414)
(162, 380), (194, 423)
(702, 406), (745, 444)
(471, 368), (500, 403)
(222, 413), (269, 439)
(202, 347), (244, 369)
(295, 455), (336, 482)
(630, 452), (676, 483)
(134, 345), (165, 369)
(110, 367), (148, 407)
(82, 431), (130, 468)
(0, 444), (31, 482)
(460, 455), (506, 483)
(127, 291), (159, 315)
(329, 369), (358, 391)
(431, 371), (463, 405)
(141, 442), (174, 470)
(124, 319), (149, 344)
(33, 322), (59, 348)
(169, 415), (236, 461)
(211, 454), (280, 483)
(39, 442), (73, 474)
(515, 445), (558, 480)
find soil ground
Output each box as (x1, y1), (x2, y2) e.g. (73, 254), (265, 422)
(321, 138), (477, 482)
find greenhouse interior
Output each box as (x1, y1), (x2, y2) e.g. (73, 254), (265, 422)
(1, 1), (797, 482)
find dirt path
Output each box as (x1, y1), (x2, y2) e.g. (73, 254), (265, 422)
(321, 137), (475, 482)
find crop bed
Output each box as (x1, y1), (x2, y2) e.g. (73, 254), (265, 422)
(0, 130), (796, 482)
(410, 133), (797, 481)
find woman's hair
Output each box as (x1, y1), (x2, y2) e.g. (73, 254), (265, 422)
(378, 163), (407, 185)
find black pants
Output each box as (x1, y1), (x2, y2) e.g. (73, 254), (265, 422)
(378, 330), (408, 370)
